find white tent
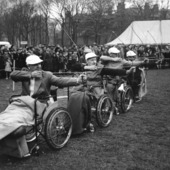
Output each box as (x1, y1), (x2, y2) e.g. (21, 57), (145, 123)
(106, 20), (170, 46)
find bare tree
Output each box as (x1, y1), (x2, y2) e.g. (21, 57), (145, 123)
(159, 0), (170, 19)
(128, 0), (170, 20)
(1, 0), (44, 46)
(38, 0), (53, 45)
(50, 0), (88, 46)
(0, 0), (10, 40)
(84, 0), (115, 44)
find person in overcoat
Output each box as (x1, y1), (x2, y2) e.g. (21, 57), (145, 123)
(0, 54), (83, 140)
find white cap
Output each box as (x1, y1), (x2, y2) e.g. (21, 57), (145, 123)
(85, 52), (97, 61)
(108, 47), (120, 54)
(126, 50), (136, 57)
(26, 55), (43, 65)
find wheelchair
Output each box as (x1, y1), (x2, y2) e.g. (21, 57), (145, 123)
(88, 91), (114, 128)
(5, 89), (72, 157)
(106, 75), (134, 114)
(81, 77), (114, 128)
(117, 77), (134, 113)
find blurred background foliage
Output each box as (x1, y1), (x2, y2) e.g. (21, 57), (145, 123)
(0, 0), (170, 47)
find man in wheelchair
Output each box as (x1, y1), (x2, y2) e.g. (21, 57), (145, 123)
(100, 47), (149, 113)
(0, 54), (84, 157)
(125, 50), (148, 102)
(67, 52), (135, 134)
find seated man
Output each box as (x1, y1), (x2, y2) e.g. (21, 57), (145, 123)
(0, 54), (83, 141)
(67, 52), (134, 134)
(126, 50), (147, 102)
(100, 47), (148, 109)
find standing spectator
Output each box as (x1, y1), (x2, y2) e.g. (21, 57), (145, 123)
(5, 57), (12, 79)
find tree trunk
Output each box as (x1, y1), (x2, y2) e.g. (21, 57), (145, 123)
(61, 22), (64, 47)
(45, 16), (49, 45)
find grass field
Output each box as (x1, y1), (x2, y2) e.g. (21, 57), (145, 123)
(0, 69), (170, 170)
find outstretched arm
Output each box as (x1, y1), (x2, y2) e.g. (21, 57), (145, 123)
(11, 70), (45, 82)
(84, 65), (98, 71)
(10, 70), (31, 82)
(100, 67), (126, 76)
(100, 66), (136, 76)
(49, 71), (85, 87)
(131, 60), (144, 66)
(70, 63), (85, 72)
(100, 55), (122, 62)
(123, 58), (149, 67)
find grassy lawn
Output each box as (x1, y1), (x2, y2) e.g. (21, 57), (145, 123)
(0, 69), (170, 170)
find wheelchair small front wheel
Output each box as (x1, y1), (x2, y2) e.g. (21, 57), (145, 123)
(96, 95), (114, 127)
(25, 123), (42, 143)
(121, 86), (133, 113)
(25, 127), (37, 143)
(44, 107), (72, 149)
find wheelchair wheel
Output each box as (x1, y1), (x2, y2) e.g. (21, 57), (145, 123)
(96, 95), (114, 127)
(121, 86), (133, 113)
(44, 107), (72, 149)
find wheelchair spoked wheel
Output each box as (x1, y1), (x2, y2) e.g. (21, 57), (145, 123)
(44, 107), (72, 149)
(96, 95), (114, 127)
(121, 86), (133, 113)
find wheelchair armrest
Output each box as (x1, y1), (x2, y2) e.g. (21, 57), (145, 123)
(50, 87), (58, 101)
(9, 94), (22, 104)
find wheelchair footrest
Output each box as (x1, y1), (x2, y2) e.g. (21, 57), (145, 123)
(29, 144), (40, 156)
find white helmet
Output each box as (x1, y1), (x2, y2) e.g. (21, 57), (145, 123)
(85, 52), (97, 61)
(26, 55), (43, 65)
(126, 50), (136, 57)
(108, 47), (120, 54)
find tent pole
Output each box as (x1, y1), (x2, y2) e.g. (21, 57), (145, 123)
(147, 31), (157, 44)
(131, 24), (143, 44)
(112, 31), (124, 45)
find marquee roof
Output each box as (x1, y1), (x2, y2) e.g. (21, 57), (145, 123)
(106, 20), (170, 46)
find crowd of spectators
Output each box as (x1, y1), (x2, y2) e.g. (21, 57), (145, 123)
(0, 43), (170, 78)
